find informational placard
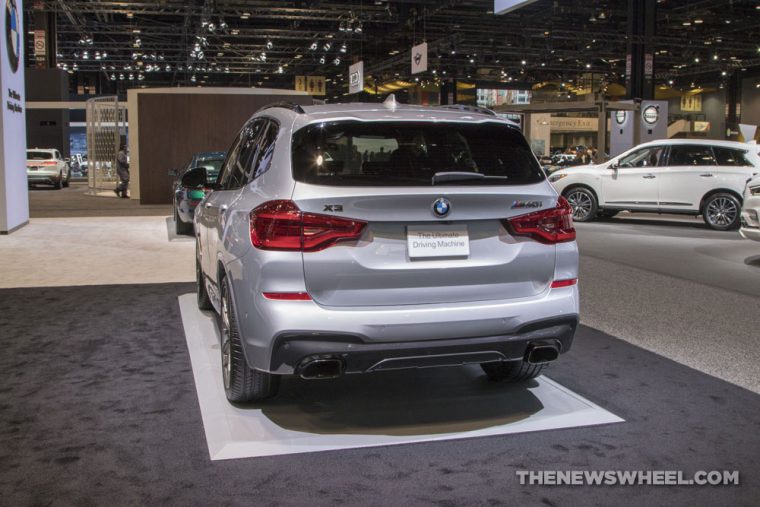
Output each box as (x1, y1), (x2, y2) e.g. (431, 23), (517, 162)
(739, 124), (758, 143)
(411, 42), (427, 74)
(348, 61), (363, 94)
(305, 75), (325, 96)
(0, 0), (29, 233)
(407, 226), (470, 259)
(494, 0), (539, 15)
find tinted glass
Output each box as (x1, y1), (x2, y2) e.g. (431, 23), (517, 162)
(227, 121), (266, 190)
(292, 121), (544, 186)
(190, 158), (224, 183)
(668, 145), (716, 166)
(618, 146), (664, 168)
(713, 147), (752, 167)
(27, 151), (53, 160)
(217, 132), (245, 189)
(249, 123), (278, 181)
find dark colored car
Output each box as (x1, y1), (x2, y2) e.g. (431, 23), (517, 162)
(173, 151), (226, 235)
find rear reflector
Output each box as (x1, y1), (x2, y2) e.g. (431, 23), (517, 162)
(262, 292), (312, 301)
(551, 278), (578, 288)
(505, 196), (576, 244)
(250, 200), (366, 252)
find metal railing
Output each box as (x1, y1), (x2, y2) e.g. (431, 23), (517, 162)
(86, 96), (126, 193)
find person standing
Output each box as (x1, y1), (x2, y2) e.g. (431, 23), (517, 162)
(114, 143), (130, 198)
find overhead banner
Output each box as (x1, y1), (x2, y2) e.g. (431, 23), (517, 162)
(739, 124), (758, 143)
(0, 0), (29, 233)
(305, 76), (325, 96)
(294, 75), (306, 92)
(494, 0), (539, 15)
(349, 61), (363, 94)
(411, 42), (427, 75)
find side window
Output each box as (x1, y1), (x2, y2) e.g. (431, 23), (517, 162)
(618, 146), (664, 168)
(248, 121), (279, 182)
(667, 145), (716, 166)
(713, 147), (752, 167)
(55, 151), (61, 160)
(227, 120), (265, 189)
(218, 130), (246, 189)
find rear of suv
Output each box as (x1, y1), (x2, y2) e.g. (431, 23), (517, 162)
(191, 100), (579, 402)
(26, 149), (70, 189)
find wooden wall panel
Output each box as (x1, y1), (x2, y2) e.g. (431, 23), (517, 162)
(137, 93), (312, 204)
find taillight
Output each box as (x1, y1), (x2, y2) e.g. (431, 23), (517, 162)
(249, 200), (366, 252)
(505, 197), (576, 244)
(41, 161), (57, 166)
(262, 292), (312, 301)
(551, 278), (578, 288)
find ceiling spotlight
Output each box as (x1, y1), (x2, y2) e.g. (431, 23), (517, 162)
(319, 55), (325, 64)
(266, 40), (273, 50)
(585, 63), (591, 69)
(521, 60), (526, 65)
(110, 73), (116, 81)
(309, 42), (318, 51)
(694, 57), (700, 63)
(240, 12), (250, 20)
(119, 73), (125, 80)
(333, 57), (341, 65)
(191, 74), (197, 82)
(323, 42), (332, 51)
(165, 64), (171, 72)
(260, 52), (266, 61)
(340, 42), (347, 53)
(339, 20), (347, 32)
(668, 79), (674, 85)
(82, 51), (89, 59)
(354, 21), (363, 33)
(277, 66), (284, 73)
(129, 73), (134, 80)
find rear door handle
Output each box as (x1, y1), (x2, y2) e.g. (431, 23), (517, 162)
(219, 205), (228, 212)
(700, 173), (714, 177)
(643, 174), (656, 179)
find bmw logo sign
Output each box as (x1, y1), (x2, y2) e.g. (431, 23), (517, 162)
(5, 0), (19, 73)
(432, 197), (451, 218)
(615, 110), (627, 125)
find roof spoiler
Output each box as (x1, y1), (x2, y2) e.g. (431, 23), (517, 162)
(258, 102), (305, 114)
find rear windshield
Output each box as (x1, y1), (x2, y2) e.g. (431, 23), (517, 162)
(292, 121), (545, 186)
(27, 151), (53, 160)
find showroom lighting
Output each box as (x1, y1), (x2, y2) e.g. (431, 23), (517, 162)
(333, 57), (341, 65)
(340, 42), (347, 53)
(110, 73), (116, 81)
(309, 42), (318, 51)
(119, 73), (125, 80)
(219, 18), (228, 30)
(323, 42), (332, 51)
(694, 57), (700, 62)
(277, 66), (284, 73)
(240, 12), (250, 20)
(266, 40), (273, 50)
(82, 51), (89, 59)
(521, 59), (526, 65)
(191, 74), (197, 82)
(319, 55), (326, 64)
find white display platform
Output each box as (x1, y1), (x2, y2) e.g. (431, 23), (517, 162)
(179, 294), (623, 460)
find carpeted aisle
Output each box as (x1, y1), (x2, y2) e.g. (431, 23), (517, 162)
(0, 283), (758, 506)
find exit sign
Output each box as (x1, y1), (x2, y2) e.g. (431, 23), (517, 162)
(494, 0), (539, 15)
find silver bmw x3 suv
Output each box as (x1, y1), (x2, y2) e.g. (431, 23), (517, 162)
(188, 99), (579, 402)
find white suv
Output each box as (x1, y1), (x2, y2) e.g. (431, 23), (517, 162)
(740, 173), (760, 241)
(549, 139), (760, 230)
(26, 148), (70, 189)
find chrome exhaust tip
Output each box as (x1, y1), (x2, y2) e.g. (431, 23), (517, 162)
(298, 357), (345, 379)
(525, 344), (560, 365)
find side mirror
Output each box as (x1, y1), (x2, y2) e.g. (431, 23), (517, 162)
(181, 166), (208, 188)
(609, 161), (619, 170)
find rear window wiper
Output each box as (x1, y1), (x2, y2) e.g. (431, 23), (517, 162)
(432, 171), (508, 185)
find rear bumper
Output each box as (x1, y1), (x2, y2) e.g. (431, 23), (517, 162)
(270, 316), (577, 375)
(27, 173), (60, 185)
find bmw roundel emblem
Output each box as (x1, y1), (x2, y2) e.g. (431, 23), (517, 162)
(432, 197), (451, 218)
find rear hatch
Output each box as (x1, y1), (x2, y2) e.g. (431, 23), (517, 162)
(290, 119), (562, 307)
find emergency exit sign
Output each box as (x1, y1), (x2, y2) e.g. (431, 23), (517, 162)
(494, 0), (539, 15)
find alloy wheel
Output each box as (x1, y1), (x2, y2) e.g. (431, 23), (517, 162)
(706, 197), (738, 227)
(566, 190), (593, 220)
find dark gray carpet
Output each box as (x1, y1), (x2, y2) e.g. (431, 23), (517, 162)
(0, 283), (758, 506)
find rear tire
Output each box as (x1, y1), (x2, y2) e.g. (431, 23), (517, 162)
(702, 192), (741, 231)
(220, 277), (280, 402)
(563, 187), (597, 222)
(481, 361), (547, 382)
(599, 210), (618, 219)
(54, 174), (63, 190)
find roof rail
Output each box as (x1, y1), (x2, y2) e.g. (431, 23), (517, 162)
(258, 102), (306, 114)
(437, 104), (496, 116)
